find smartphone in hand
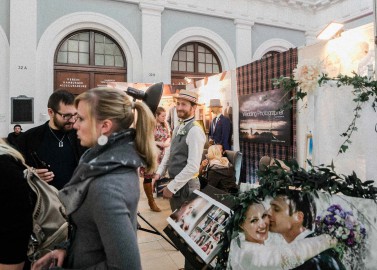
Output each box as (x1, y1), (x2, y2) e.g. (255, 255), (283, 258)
(31, 151), (51, 171)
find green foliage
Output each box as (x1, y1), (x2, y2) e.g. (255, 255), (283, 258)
(214, 161), (377, 269)
(273, 73), (377, 154)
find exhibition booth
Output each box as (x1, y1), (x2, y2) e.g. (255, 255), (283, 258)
(111, 22), (377, 270)
(110, 22), (376, 185)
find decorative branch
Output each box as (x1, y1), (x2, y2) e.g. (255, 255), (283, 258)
(273, 70), (377, 154)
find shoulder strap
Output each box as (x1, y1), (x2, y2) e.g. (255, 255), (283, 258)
(24, 168), (43, 220)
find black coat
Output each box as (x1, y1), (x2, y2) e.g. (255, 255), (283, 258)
(17, 121), (85, 168)
(292, 233), (346, 270)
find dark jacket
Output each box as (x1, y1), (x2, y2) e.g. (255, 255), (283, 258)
(17, 121), (85, 189)
(292, 233), (346, 270)
(205, 163), (238, 194)
(17, 121), (84, 168)
(209, 114), (232, 150)
(0, 155), (35, 267)
(7, 132), (23, 149)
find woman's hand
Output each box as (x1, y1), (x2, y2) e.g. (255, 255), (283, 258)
(199, 159), (209, 175)
(31, 249), (66, 270)
(152, 174), (161, 191)
(201, 159), (209, 167)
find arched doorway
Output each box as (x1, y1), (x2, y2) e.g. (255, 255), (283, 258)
(171, 42), (222, 92)
(54, 30), (127, 95)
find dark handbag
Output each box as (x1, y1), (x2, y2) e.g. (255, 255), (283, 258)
(155, 178), (171, 197)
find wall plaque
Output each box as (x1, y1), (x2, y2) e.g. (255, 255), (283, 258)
(11, 95), (34, 123)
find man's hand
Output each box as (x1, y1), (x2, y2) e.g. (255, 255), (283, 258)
(35, 168), (54, 182)
(162, 187), (173, 199)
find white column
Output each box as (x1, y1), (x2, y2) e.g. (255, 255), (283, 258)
(9, 0), (37, 127)
(0, 28), (9, 136)
(139, 3), (164, 83)
(234, 19), (254, 67)
(373, 1), (377, 80)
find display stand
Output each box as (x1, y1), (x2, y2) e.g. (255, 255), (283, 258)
(163, 185), (236, 269)
(137, 212), (177, 250)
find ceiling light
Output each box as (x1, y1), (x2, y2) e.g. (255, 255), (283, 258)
(317, 22), (344, 40)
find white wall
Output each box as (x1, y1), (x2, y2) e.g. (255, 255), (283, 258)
(296, 24), (377, 181)
(8, 0), (37, 134)
(0, 26), (9, 136)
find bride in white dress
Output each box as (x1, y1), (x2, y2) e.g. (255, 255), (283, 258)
(227, 202), (337, 270)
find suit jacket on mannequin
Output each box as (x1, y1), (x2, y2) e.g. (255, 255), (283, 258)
(209, 114), (232, 150)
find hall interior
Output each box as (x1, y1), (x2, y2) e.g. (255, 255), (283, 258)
(137, 182), (184, 270)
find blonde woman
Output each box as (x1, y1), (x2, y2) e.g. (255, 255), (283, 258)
(140, 106), (171, 212)
(199, 145), (237, 193)
(0, 139), (34, 270)
(32, 88), (157, 270)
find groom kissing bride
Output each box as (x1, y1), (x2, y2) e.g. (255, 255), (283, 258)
(227, 190), (346, 270)
(268, 191), (345, 270)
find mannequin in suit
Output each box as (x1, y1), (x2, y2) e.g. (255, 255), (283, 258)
(208, 99), (232, 150)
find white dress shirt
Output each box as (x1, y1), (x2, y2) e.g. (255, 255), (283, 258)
(156, 119), (206, 194)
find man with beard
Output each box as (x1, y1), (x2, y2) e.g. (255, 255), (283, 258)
(268, 191), (346, 270)
(18, 90), (84, 190)
(153, 90), (206, 211)
(154, 90), (205, 270)
(7, 124), (23, 149)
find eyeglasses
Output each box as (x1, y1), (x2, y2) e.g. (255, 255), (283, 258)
(54, 111), (78, 121)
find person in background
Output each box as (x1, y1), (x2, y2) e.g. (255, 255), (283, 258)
(17, 90), (85, 190)
(167, 90), (181, 131)
(0, 138), (35, 270)
(32, 87), (157, 270)
(199, 145), (237, 193)
(208, 99), (232, 151)
(7, 124), (23, 149)
(259, 155), (291, 173)
(140, 106), (171, 212)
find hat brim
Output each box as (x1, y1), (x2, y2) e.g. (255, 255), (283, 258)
(176, 96), (202, 105)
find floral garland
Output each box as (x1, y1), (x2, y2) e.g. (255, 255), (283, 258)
(273, 61), (377, 153)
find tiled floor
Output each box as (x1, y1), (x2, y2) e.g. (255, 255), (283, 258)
(137, 183), (184, 270)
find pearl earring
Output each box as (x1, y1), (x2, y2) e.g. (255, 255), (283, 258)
(97, 134), (108, 146)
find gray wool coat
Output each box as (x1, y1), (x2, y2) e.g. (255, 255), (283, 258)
(59, 129), (143, 270)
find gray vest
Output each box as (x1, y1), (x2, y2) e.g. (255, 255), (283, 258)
(168, 120), (196, 178)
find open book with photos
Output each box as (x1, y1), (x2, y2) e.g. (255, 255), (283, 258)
(164, 187), (233, 267)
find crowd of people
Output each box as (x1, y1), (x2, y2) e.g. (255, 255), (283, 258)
(2, 86), (304, 270)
